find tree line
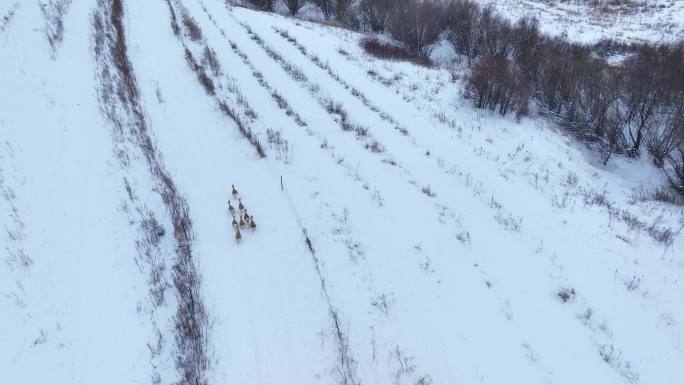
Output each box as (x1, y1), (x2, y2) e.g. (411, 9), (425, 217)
(242, 0), (684, 194)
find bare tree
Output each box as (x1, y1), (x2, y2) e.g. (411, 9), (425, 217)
(284, 0), (307, 15)
(246, 0), (276, 11)
(477, 6), (513, 58)
(621, 47), (662, 156)
(649, 81), (684, 167)
(664, 146), (684, 193)
(359, 0), (393, 32)
(388, 0), (446, 60)
(510, 17), (541, 67)
(313, 0), (353, 23)
(334, 0), (353, 22)
(313, 0), (334, 19)
(444, 0), (481, 58)
(647, 113), (682, 167)
(445, 2), (514, 59)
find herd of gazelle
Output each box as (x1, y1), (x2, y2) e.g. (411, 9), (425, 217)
(229, 184), (256, 243)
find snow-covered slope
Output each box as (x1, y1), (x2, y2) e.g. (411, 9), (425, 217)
(1, 1), (683, 385)
(478, 0), (684, 44)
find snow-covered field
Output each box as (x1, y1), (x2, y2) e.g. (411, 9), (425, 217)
(478, 0), (684, 44)
(1, 1), (683, 385)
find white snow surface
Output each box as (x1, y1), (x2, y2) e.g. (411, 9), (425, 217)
(1, 1), (683, 385)
(478, 0), (684, 44)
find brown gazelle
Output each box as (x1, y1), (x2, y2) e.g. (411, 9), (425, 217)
(232, 184), (238, 199)
(238, 198), (245, 212)
(249, 217), (256, 232)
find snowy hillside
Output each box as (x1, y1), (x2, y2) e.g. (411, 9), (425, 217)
(1, 1), (683, 385)
(478, 0), (684, 44)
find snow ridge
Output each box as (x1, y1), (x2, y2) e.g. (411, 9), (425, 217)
(92, 1), (210, 383)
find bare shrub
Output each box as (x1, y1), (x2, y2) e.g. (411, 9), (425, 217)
(201, 46), (221, 76)
(564, 171), (579, 187)
(371, 293), (395, 315)
(366, 140), (384, 153)
(360, 37), (431, 66)
(631, 186), (683, 206)
(465, 56), (529, 119)
(184, 48), (215, 95)
(181, 12), (202, 41)
(218, 100), (266, 158)
(494, 211), (523, 232)
(619, 209), (676, 245)
(40, 0), (72, 55)
(551, 192), (574, 209)
(267, 128), (291, 161)
(625, 274), (641, 291)
(557, 287), (576, 303)
(583, 188), (611, 208)
(164, 0), (180, 36)
(0, 4), (19, 34)
(325, 99), (348, 121)
(272, 91), (288, 109)
(391, 346), (417, 383)
(275, 56), (308, 81)
(598, 344), (640, 383)
(354, 125), (369, 137)
(416, 375), (434, 385)
(652, 187), (683, 205)
(421, 185), (436, 197)
(647, 223), (675, 245)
